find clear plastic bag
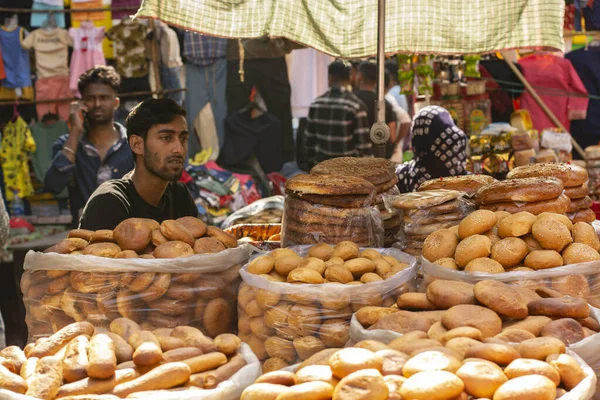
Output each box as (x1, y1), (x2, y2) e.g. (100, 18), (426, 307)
(221, 196), (284, 229)
(20, 245), (252, 342)
(383, 190), (475, 257)
(0, 343), (261, 400)
(281, 196), (384, 247)
(421, 257), (600, 305)
(349, 308), (600, 400)
(237, 246), (417, 368)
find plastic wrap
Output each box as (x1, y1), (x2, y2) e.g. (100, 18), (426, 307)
(221, 196), (284, 229)
(383, 190), (475, 257)
(281, 196), (384, 247)
(20, 245), (252, 342)
(224, 224), (281, 250)
(237, 246), (417, 368)
(0, 343), (261, 400)
(421, 257), (600, 306)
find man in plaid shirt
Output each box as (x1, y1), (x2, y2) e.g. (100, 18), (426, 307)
(302, 61), (372, 170)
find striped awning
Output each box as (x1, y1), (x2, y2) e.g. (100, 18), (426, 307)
(135, 0), (565, 58)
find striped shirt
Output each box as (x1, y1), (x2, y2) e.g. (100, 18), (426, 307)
(304, 86), (372, 169)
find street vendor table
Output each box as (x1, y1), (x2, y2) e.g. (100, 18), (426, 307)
(1, 231), (67, 347)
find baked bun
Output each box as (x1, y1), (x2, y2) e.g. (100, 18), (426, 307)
(523, 250), (563, 269)
(426, 280), (475, 309)
(153, 241), (194, 258)
(562, 242), (600, 264)
(490, 237), (528, 268)
(536, 212), (574, 231)
(572, 221), (600, 251)
(442, 305), (502, 338)
(540, 318), (585, 345)
(328, 348), (383, 379)
(458, 210), (497, 239)
(456, 359), (507, 398)
(546, 353), (587, 390)
(333, 368), (388, 400)
(454, 235), (492, 268)
(82, 242), (121, 257)
(477, 177), (564, 204)
(89, 229), (115, 243)
(398, 370), (464, 400)
(160, 220), (195, 246)
(528, 297), (589, 319)
(176, 216), (207, 238)
(506, 162), (588, 187)
(504, 358), (560, 385)
(565, 182), (589, 199)
(206, 226), (238, 248)
(517, 337), (566, 360)
(422, 229), (459, 262)
(492, 374), (556, 400)
(68, 229), (93, 241)
(464, 257), (505, 274)
(113, 218), (152, 252)
(570, 208), (597, 223)
(473, 280), (529, 319)
(497, 211), (536, 238)
(531, 217), (572, 252)
(193, 237), (226, 254)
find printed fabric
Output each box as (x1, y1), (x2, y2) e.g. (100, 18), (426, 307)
(0, 116), (36, 201)
(183, 31), (227, 67)
(21, 27), (72, 79)
(106, 19), (149, 78)
(0, 27), (32, 89)
(395, 105), (468, 193)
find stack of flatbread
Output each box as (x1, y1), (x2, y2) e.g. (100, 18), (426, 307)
(505, 163), (593, 223)
(585, 146), (600, 202)
(311, 157), (400, 246)
(282, 173), (383, 246)
(388, 189), (474, 257)
(417, 174), (495, 207)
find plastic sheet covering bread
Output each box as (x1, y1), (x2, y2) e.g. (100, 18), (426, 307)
(20, 245), (252, 341)
(0, 343), (261, 400)
(384, 190), (474, 258)
(281, 196), (384, 247)
(417, 175), (495, 197)
(421, 257), (600, 305)
(221, 196), (284, 229)
(224, 224), (281, 251)
(347, 317), (597, 400)
(237, 245), (417, 369)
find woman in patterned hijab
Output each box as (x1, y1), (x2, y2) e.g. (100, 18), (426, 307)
(395, 105), (468, 193)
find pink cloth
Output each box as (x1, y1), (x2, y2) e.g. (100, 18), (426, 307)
(518, 53), (589, 132)
(68, 22), (106, 93)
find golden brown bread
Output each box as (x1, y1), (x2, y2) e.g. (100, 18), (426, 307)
(506, 162), (588, 187)
(418, 175), (495, 195)
(286, 173), (376, 196)
(310, 157), (396, 187)
(480, 194), (571, 215)
(477, 177), (564, 204)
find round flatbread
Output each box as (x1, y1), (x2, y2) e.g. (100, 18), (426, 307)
(506, 163), (588, 188)
(286, 173), (376, 196)
(310, 157), (396, 187)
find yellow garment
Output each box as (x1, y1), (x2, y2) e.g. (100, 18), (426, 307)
(0, 116), (36, 201)
(0, 86), (34, 100)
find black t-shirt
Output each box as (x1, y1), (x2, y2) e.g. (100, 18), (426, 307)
(78, 174), (198, 230)
(354, 90), (396, 128)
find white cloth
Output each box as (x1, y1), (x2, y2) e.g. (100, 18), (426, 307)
(386, 92), (410, 163)
(288, 48), (332, 118)
(154, 20), (182, 68)
(34, 0), (63, 5)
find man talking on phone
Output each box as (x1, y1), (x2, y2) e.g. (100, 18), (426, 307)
(45, 66), (135, 227)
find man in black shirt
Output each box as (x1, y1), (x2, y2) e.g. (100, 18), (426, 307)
(79, 98), (198, 230)
(354, 61), (397, 148)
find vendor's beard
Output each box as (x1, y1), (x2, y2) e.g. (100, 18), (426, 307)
(143, 149), (184, 182)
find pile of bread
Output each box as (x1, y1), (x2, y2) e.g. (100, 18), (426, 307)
(282, 174), (383, 247)
(238, 242), (412, 369)
(310, 157), (401, 246)
(0, 319), (249, 399)
(21, 262), (240, 341)
(46, 217), (238, 258)
(357, 279), (598, 346)
(241, 336), (589, 400)
(422, 210), (600, 275)
(386, 189), (475, 257)
(506, 163), (596, 222)
(233, 209), (283, 225)
(585, 146), (600, 201)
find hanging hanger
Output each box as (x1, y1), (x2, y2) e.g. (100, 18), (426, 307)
(11, 100), (20, 123)
(238, 86), (267, 117)
(42, 11), (57, 33)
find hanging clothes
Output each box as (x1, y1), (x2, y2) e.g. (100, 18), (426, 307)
(21, 27), (72, 79)
(480, 59), (524, 123)
(566, 47), (600, 157)
(154, 20), (183, 105)
(0, 27), (32, 89)
(0, 116), (36, 201)
(30, 1), (66, 28)
(111, 0), (142, 20)
(69, 22), (106, 93)
(106, 19), (149, 78)
(0, 48), (5, 80)
(518, 53), (589, 132)
(70, 0), (106, 22)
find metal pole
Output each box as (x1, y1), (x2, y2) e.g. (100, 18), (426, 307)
(370, 0), (390, 158)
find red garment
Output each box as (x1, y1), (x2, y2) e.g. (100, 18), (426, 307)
(518, 53), (589, 132)
(0, 48), (6, 80)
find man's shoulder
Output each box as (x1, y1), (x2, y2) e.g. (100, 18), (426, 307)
(91, 177), (133, 200)
(168, 180), (192, 196)
(311, 89), (365, 111)
(52, 134), (69, 147)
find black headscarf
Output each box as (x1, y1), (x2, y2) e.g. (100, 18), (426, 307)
(395, 105), (468, 193)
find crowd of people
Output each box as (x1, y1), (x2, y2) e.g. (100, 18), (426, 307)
(300, 59), (468, 185)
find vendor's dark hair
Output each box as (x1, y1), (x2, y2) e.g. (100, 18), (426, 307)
(125, 98), (187, 141)
(357, 61), (377, 85)
(77, 66), (121, 95)
(328, 60), (351, 81)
